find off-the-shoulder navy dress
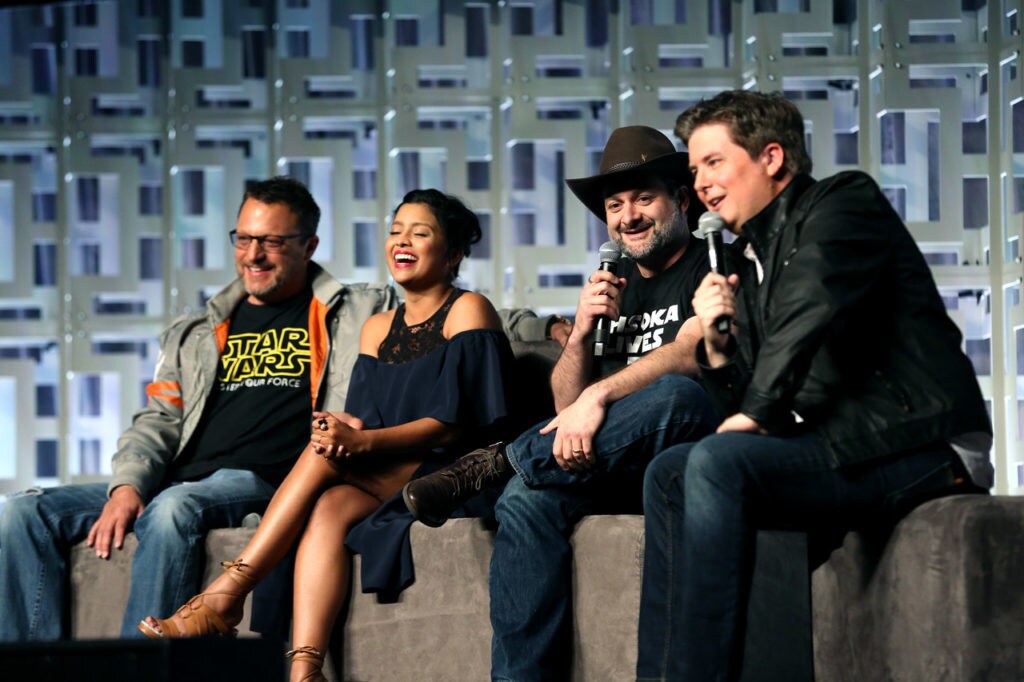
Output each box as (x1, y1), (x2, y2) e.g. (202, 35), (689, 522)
(342, 325), (516, 601)
(250, 293), (518, 632)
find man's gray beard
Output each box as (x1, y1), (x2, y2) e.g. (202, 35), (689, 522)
(616, 210), (688, 268)
(244, 277), (282, 301)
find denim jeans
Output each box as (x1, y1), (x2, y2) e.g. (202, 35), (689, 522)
(636, 431), (974, 682)
(490, 375), (718, 682)
(0, 468), (275, 641)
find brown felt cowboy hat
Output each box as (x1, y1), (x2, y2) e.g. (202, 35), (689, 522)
(566, 125), (693, 224)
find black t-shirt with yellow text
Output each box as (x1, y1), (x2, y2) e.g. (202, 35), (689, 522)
(170, 288), (314, 486)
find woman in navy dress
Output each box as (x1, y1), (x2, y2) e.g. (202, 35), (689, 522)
(140, 189), (515, 681)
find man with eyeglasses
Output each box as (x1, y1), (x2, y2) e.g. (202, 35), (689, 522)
(0, 176), (397, 641)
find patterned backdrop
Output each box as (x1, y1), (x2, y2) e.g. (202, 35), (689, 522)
(0, 0), (1020, 495)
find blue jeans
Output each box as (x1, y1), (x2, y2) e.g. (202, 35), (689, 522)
(490, 375), (718, 682)
(0, 468), (275, 641)
(636, 431), (974, 682)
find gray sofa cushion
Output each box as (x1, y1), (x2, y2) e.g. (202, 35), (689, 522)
(343, 518), (493, 681)
(573, 515), (812, 682)
(812, 494), (1024, 681)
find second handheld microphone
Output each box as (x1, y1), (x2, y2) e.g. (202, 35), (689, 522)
(698, 211), (731, 335)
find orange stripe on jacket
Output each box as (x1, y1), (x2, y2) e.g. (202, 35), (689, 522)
(146, 380), (184, 409)
(308, 298), (329, 409)
(213, 319), (230, 354)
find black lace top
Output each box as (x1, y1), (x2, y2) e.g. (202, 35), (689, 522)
(377, 288), (465, 363)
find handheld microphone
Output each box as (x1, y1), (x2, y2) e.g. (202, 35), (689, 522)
(698, 211), (731, 335)
(593, 240), (622, 357)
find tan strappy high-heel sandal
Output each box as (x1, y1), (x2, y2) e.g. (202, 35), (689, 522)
(286, 646), (327, 682)
(137, 559), (255, 638)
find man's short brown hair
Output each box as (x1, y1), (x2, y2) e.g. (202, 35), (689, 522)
(675, 90), (812, 177)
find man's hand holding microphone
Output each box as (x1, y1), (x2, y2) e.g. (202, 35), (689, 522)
(693, 212), (765, 434)
(571, 240), (625, 357)
(692, 211), (738, 368)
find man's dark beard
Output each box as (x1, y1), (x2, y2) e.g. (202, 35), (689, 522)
(617, 209), (688, 270)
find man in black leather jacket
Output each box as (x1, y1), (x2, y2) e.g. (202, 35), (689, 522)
(635, 90), (993, 681)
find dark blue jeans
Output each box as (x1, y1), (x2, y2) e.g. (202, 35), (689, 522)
(489, 375), (718, 682)
(636, 431), (973, 681)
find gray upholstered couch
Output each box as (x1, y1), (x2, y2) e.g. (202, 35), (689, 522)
(66, 340), (1024, 680)
(69, 494), (1024, 681)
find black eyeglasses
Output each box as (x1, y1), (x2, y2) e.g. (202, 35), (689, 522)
(229, 230), (309, 252)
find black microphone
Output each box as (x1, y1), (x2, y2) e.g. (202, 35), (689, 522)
(698, 211), (731, 335)
(593, 240), (622, 357)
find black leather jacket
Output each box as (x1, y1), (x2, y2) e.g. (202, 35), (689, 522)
(698, 171), (992, 468)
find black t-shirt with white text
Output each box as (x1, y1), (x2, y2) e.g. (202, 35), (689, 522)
(170, 288), (314, 486)
(597, 242), (710, 377)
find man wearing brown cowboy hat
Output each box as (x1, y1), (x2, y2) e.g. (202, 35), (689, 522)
(402, 125), (719, 680)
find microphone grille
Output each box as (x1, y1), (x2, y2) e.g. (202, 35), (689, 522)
(598, 240), (621, 262)
(697, 211), (724, 237)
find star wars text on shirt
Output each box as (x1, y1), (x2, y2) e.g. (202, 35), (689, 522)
(220, 327), (310, 391)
